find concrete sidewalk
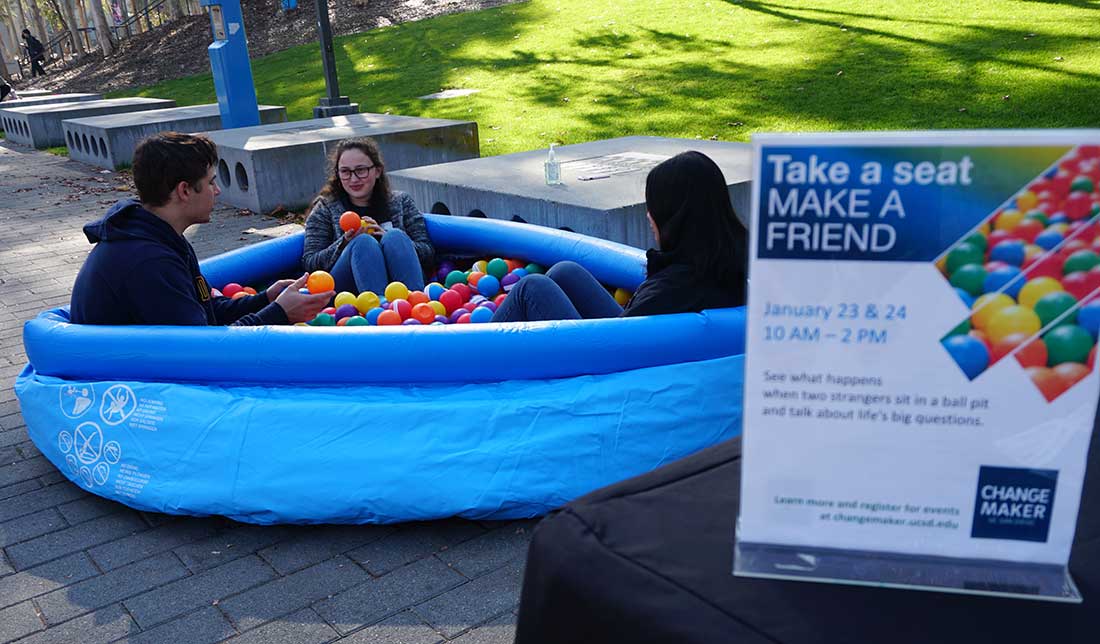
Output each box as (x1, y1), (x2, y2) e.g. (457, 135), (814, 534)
(0, 142), (529, 644)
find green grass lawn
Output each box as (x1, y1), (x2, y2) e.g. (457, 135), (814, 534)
(114, 0), (1100, 157)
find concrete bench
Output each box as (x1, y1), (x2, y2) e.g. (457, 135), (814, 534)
(64, 104), (288, 170)
(389, 136), (752, 249)
(204, 113), (479, 214)
(0, 97), (175, 148)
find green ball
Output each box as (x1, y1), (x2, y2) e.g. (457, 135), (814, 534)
(525, 263), (545, 275)
(963, 231), (988, 252)
(1045, 324), (1093, 365)
(487, 258), (509, 279)
(1062, 249), (1100, 275)
(946, 318), (971, 337)
(946, 242), (984, 276)
(949, 264), (987, 297)
(1070, 176), (1095, 194)
(444, 270), (467, 287)
(312, 312), (335, 327)
(1024, 209), (1049, 226)
(345, 316), (369, 326)
(1034, 291), (1078, 328)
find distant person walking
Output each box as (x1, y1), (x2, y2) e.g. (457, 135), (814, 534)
(22, 29), (46, 78)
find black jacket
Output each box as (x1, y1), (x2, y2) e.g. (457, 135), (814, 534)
(622, 251), (744, 317)
(70, 199), (288, 326)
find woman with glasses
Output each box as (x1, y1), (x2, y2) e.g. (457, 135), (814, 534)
(302, 138), (434, 294)
(492, 150), (747, 322)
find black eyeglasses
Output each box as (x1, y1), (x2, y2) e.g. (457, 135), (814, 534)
(338, 165), (376, 180)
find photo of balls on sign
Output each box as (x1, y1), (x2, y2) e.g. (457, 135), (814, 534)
(938, 145), (1100, 401)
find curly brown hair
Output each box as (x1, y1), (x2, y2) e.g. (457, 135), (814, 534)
(317, 137), (392, 213)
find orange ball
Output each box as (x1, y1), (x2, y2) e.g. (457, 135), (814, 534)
(407, 291), (430, 306)
(1053, 362), (1090, 388)
(467, 271), (485, 288)
(1014, 337), (1049, 369)
(336, 317), (350, 326)
(1027, 366), (1068, 402)
(339, 211), (361, 233)
(377, 310), (402, 325)
(411, 302), (436, 324)
(231, 291), (250, 299)
(307, 271), (335, 294)
(242, 286), (257, 295)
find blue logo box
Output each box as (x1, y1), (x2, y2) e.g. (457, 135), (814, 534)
(971, 466), (1058, 543)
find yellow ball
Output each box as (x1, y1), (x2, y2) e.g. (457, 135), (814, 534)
(613, 288), (632, 306)
(935, 255), (948, 275)
(1016, 191), (1039, 212)
(1018, 277), (1064, 309)
(1048, 223), (1069, 235)
(472, 260), (488, 273)
(995, 209), (1024, 232)
(978, 220), (991, 236)
(334, 291), (357, 309)
(1023, 244), (1043, 261)
(429, 301), (446, 316)
(971, 293), (1014, 330)
(355, 291), (380, 313)
(385, 281), (409, 302)
(986, 306), (1042, 344)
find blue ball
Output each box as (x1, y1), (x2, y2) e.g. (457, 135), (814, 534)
(1034, 230), (1064, 251)
(477, 275), (501, 297)
(426, 283), (447, 301)
(1049, 213), (1069, 224)
(943, 335), (989, 380)
(298, 288), (311, 295)
(989, 240), (1026, 266)
(365, 307), (384, 325)
(955, 287), (975, 308)
(982, 266), (1024, 299)
(470, 306), (494, 323)
(1076, 301), (1100, 340)
(510, 268), (528, 279)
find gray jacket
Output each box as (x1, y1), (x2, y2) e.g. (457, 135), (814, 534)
(301, 191), (435, 274)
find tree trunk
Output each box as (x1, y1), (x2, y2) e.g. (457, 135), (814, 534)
(28, 0), (49, 54)
(0, 16), (19, 72)
(115, 0), (129, 37)
(138, 0), (150, 31)
(87, 0), (114, 55)
(53, 0), (85, 55)
(126, 0), (138, 32)
(12, 0), (28, 40)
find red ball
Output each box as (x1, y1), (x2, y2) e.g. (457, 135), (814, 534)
(494, 293), (508, 307)
(1028, 366), (1068, 402)
(322, 307), (337, 316)
(222, 282), (243, 298)
(392, 299), (412, 320)
(1065, 192), (1093, 220)
(411, 302), (436, 324)
(1015, 337), (1049, 369)
(987, 229), (1017, 249)
(451, 283), (472, 302)
(969, 330), (992, 354)
(438, 289), (462, 313)
(1024, 255), (1063, 280)
(1062, 271), (1094, 300)
(1013, 219), (1044, 243)
(991, 332), (1028, 364)
(1089, 345), (1097, 369)
(984, 260), (1010, 273)
(457, 313), (472, 324)
(1053, 362), (1090, 388)
(377, 310), (402, 326)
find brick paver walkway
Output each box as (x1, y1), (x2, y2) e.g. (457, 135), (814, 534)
(0, 142), (530, 644)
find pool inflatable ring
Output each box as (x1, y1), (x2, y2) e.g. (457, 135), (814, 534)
(16, 215), (745, 524)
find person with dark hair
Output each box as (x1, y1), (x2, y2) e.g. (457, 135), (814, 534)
(492, 150), (747, 322)
(21, 29), (46, 78)
(301, 137), (434, 294)
(70, 132), (332, 326)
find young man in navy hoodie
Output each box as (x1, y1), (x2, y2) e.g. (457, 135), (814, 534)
(70, 132), (332, 326)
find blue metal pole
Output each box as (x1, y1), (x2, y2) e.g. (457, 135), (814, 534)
(198, 0), (260, 129)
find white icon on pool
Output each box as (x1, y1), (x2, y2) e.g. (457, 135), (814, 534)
(100, 385), (136, 426)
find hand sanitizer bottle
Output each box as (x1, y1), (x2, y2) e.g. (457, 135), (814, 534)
(544, 143), (562, 185)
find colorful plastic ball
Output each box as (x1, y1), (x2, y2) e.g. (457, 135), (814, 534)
(336, 318), (351, 327)
(1023, 209), (1049, 226)
(1061, 271), (1096, 301)
(987, 305), (1042, 344)
(311, 312), (335, 327)
(1019, 277), (1065, 309)
(411, 303), (436, 324)
(1077, 300), (1100, 339)
(984, 260), (1010, 273)
(943, 335), (989, 380)
(299, 288), (311, 295)
(1028, 366), (1068, 402)
(524, 263), (545, 274)
(969, 329), (992, 354)
(1012, 219), (1044, 244)
(426, 283), (446, 301)
(988, 240), (1026, 267)
(339, 211), (361, 232)
(222, 283), (243, 298)
(356, 291), (380, 313)
(376, 310), (402, 325)
(955, 288), (976, 308)
(1024, 243), (1045, 261)
(407, 291), (430, 306)
(990, 332), (1025, 364)
(1065, 192), (1093, 220)
(242, 287), (257, 295)
(438, 289), (462, 313)
(1063, 249), (1100, 275)
(1045, 324), (1094, 365)
(398, 318), (419, 326)
(470, 307), (494, 323)
(392, 299), (412, 320)
(345, 316), (368, 326)
(457, 313), (472, 324)
(1035, 229), (1064, 251)
(435, 315), (449, 324)
(982, 267), (1023, 298)
(322, 307), (337, 316)
(946, 242), (985, 274)
(365, 307), (384, 325)
(1016, 191), (1039, 212)
(334, 304), (359, 321)
(501, 273), (521, 292)
(478, 275), (501, 297)
(438, 261), (455, 275)
(1016, 336), (1050, 369)
(231, 291), (250, 300)
(971, 293), (1015, 330)
(614, 288), (632, 306)
(429, 301), (446, 316)
(494, 293), (508, 307)
(946, 318), (971, 337)
(451, 283), (473, 302)
(995, 209), (1025, 231)
(448, 310), (466, 324)
(445, 270), (467, 287)
(1054, 362), (1090, 388)
(211, 288), (224, 298)
(987, 229), (1016, 248)
(1090, 345), (1097, 369)
(472, 260), (489, 273)
(949, 264), (987, 297)
(307, 271), (335, 294)
(487, 258), (509, 279)
(467, 272), (486, 288)
(1071, 176), (1095, 194)
(1034, 291), (1078, 328)
(1050, 213), (1070, 225)
(481, 301), (498, 312)
(510, 268), (528, 279)
(334, 291), (357, 309)
(1058, 239), (1089, 259)
(384, 282), (409, 302)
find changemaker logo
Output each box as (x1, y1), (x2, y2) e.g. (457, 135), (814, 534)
(971, 466), (1058, 543)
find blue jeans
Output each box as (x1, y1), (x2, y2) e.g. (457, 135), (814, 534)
(492, 261), (623, 322)
(330, 230), (424, 294)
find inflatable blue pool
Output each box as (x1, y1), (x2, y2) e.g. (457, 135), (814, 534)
(16, 215), (745, 524)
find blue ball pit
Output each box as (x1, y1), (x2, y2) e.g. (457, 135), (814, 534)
(16, 215), (745, 524)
